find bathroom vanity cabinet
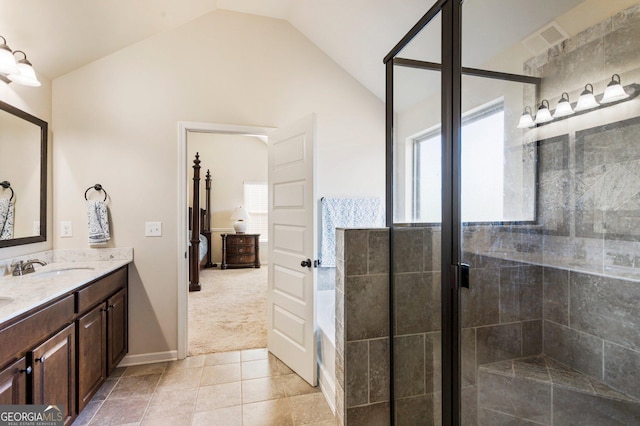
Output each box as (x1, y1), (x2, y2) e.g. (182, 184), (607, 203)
(76, 266), (128, 411)
(0, 265), (128, 425)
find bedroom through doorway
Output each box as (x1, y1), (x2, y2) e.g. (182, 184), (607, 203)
(179, 122), (271, 358)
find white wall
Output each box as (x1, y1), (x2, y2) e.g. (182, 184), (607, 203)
(51, 10), (385, 358)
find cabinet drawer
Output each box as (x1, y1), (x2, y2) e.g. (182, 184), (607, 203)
(227, 235), (254, 245)
(227, 244), (255, 255)
(0, 295), (74, 366)
(76, 267), (127, 314)
(227, 254), (256, 265)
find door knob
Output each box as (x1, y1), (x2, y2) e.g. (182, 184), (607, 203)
(301, 259), (312, 268)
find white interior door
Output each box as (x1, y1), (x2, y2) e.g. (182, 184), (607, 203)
(267, 114), (317, 386)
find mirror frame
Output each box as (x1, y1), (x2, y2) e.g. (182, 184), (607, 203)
(0, 99), (47, 248)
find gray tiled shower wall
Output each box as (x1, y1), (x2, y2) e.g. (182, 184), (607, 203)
(337, 226), (640, 425)
(336, 228), (391, 426)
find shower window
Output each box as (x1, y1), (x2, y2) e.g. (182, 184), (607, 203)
(412, 100), (507, 222)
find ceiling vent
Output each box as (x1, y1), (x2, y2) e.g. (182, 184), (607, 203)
(522, 21), (570, 55)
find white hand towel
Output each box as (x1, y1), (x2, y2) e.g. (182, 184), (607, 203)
(0, 198), (14, 240)
(87, 200), (110, 245)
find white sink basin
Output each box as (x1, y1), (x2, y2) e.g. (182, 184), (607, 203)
(35, 267), (95, 278)
(0, 297), (14, 307)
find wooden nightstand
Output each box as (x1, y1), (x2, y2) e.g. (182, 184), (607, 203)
(221, 234), (261, 269)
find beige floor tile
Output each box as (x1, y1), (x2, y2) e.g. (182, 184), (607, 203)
(110, 367), (126, 378)
(89, 396), (149, 425)
(241, 358), (282, 380)
(241, 348), (269, 361)
(157, 367), (203, 389)
(200, 363), (242, 386)
(123, 362), (167, 377)
(288, 393), (334, 425)
(195, 381), (242, 412)
(143, 387), (198, 419)
(243, 398), (293, 426)
(165, 355), (205, 371)
(191, 405), (243, 426)
(108, 374), (161, 399)
(280, 373), (321, 397)
(72, 400), (102, 426)
(92, 377), (119, 401)
(204, 351), (241, 366)
(242, 376), (286, 404)
(276, 359), (294, 375)
(140, 412), (192, 426)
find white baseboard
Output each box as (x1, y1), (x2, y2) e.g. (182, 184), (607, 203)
(118, 350), (178, 367)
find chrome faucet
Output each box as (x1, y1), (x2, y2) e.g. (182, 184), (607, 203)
(11, 259), (48, 276)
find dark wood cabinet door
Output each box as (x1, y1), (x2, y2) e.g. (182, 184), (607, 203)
(77, 303), (107, 412)
(107, 288), (128, 374)
(31, 323), (76, 426)
(0, 357), (28, 404)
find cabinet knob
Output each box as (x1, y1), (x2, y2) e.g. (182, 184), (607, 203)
(35, 356), (45, 363)
(301, 259), (312, 268)
(19, 366), (32, 375)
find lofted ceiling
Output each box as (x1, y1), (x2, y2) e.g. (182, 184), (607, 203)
(1, 0), (635, 102)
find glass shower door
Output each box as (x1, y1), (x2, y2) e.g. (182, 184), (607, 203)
(460, 0), (640, 424)
(388, 4), (444, 425)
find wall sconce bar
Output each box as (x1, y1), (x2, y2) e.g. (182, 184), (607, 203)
(0, 35), (41, 87)
(521, 82), (639, 128)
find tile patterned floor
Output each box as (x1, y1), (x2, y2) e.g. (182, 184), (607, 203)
(73, 348), (335, 426)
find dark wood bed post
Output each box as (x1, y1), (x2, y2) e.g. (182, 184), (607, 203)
(203, 169), (216, 268)
(189, 153), (202, 292)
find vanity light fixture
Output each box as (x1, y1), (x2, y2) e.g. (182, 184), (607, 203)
(600, 73), (629, 103)
(8, 51), (41, 87)
(552, 92), (575, 118)
(0, 36), (18, 75)
(0, 35), (40, 87)
(517, 106), (535, 128)
(574, 83), (599, 112)
(534, 99), (553, 124)
(518, 76), (639, 129)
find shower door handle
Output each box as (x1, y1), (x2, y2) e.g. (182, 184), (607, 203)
(460, 263), (470, 289)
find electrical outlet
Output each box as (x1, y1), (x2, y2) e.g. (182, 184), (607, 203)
(60, 221), (72, 237)
(145, 221), (162, 237)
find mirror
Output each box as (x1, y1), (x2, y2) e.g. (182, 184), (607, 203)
(0, 99), (47, 248)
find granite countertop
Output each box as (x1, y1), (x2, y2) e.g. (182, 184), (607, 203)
(0, 249), (133, 325)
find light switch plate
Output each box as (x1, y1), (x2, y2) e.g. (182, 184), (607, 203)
(60, 221), (72, 237)
(145, 221), (162, 237)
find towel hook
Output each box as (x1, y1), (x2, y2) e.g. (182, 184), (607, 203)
(84, 183), (108, 202)
(0, 181), (14, 201)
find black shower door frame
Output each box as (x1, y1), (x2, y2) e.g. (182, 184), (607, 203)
(385, 1), (542, 424)
(384, 1), (462, 424)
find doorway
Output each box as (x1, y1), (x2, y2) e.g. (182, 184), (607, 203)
(177, 121), (272, 359)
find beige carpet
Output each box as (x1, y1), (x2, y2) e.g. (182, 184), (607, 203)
(188, 267), (268, 355)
